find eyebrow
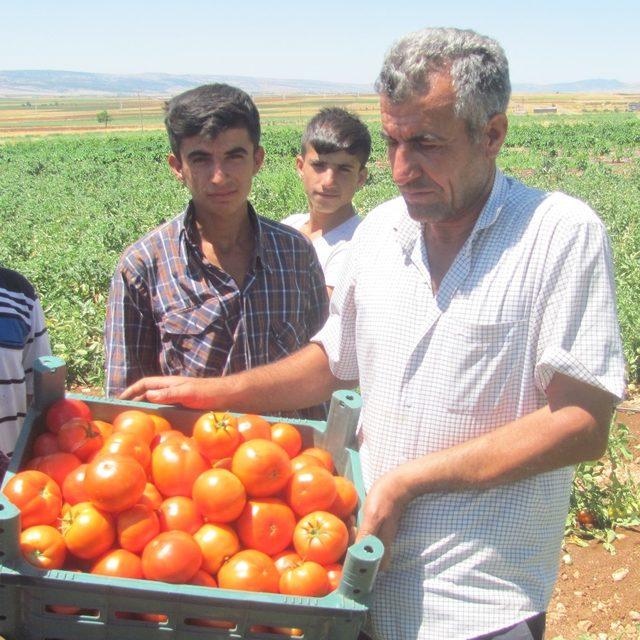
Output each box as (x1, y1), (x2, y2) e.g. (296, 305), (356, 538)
(381, 131), (445, 144)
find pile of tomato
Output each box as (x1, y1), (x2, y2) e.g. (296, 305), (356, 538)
(2, 398), (359, 628)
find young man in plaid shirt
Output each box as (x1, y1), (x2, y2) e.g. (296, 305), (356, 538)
(105, 84), (328, 418)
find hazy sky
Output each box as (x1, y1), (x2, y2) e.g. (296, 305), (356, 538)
(3, 0), (638, 85)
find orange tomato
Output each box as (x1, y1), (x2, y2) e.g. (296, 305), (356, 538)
(290, 453), (324, 473)
(2, 469), (62, 528)
(61, 464), (90, 505)
(272, 550), (302, 574)
(158, 496), (204, 534)
(237, 414), (271, 442)
(327, 476), (359, 520)
(191, 468), (246, 522)
(325, 563), (343, 591)
(270, 422), (302, 458)
(279, 560), (331, 597)
(90, 420), (113, 440)
(192, 411), (241, 460)
(217, 550), (279, 593)
(84, 455), (147, 513)
(57, 418), (103, 461)
(231, 440), (291, 497)
(235, 498), (296, 556)
(100, 432), (151, 472)
(91, 549), (143, 579)
(193, 523), (241, 574)
(293, 511), (349, 565)
(285, 466), (337, 517)
(20, 524), (66, 570)
(150, 429), (186, 450)
(112, 410), (156, 445)
(117, 504), (160, 553)
(301, 447), (334, 473)
(141, 531), (202, 583)
(32, 452), (82, 489)
(60, 501), (115, 559)
(151, 439), (209, 497)
(188, 569), (218, 587)
(139, 482), (164, 510)
(148, 414), (172, 434)
(45, 398), (92, 434)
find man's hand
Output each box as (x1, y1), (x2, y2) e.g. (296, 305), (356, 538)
(356, 467), (414, 571)
(120, 376), (218, 408)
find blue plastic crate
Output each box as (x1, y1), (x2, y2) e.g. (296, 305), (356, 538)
(0, 357), (383, 640)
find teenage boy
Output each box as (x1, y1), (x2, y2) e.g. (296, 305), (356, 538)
(105, 84), (328, 417)
(282, 108), (370, 296)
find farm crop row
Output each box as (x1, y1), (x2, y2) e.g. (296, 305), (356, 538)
(0, 116), (638, 389)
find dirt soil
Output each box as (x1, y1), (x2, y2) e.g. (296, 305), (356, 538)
(546, 408), (640, 640)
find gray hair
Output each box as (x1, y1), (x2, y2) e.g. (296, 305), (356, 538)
(375, 27), (511, 138)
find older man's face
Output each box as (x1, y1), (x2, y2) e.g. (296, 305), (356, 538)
(380, 71), (499, 225)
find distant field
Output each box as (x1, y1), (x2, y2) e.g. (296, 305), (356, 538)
(1, 92), (639, 139)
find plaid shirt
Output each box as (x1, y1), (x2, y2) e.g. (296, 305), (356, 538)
(105, 202), (329, 417)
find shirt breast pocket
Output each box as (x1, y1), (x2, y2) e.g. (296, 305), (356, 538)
(437, 317), (528, 416)
(0, 316), (28, 350)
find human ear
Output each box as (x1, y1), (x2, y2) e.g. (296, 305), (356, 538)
(168, 153), (184, 181)
(357, 166), (368, 189)
(484, 113), (508, 159)
(253, 146), (265, 174)
(295, 154), (305, 178)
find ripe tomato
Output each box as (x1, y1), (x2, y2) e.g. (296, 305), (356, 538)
(270, 422), (302, 458)
(290, 453), (324, 473)
(301, 447), (334, 473)
(324, 563), (343, 591)
(61, 464), (90, 505)
(272, 550), (302, 574)
(192, 411), (241, 460)
(2, 469), (62, 528)
(217, 550), (279, 593)
(188, 569), (218, 587)
(57, 418), (103, 461)
(293, 511), (349, 565)
(91, 549), (143, 579)
(60, 502), (115, 559)
(231, 440), (291, 498)
(237, 414), (271, 442)
(151, 439), (209, 497)
(45, 398), (92, 434)
(150, 429), (186, 450)
(235, 498), (296, 556)
(212, 457), (233, 470)
(279, 560), (331, 597)
(90, 420), (113, 440)
(84, 455), (146, 513)
(141, 531), (202, 583)
(158, 496), (203, 534)
(193, 523), (241, 574)
(327, 476), (359, 520)
(117, 504), (160, 553)
(32, 452), (82, 489)
(270, 627), (304, 637)
(101, 432), (151, 472)
(148, 414), (172, 434)
(32, 432), (60, 457)
(285, 467), (337, 517)
(20, 524), (66, 570)
(139, 482), (164, 510)
(191, 469), (246, 522)
(112, 410), (156, 445)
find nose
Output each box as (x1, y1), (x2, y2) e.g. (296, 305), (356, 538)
(321, 168), (337, 189)
(390, 143), (421, 187)
(210, 163), (227, 184)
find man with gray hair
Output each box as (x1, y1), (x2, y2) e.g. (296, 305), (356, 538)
(123, 28), (625, 640)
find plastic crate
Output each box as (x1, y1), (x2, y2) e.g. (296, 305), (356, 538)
(0, 356), (383, 640)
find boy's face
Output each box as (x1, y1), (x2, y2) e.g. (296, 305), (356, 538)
(168, 127), (264, 221)
(296, 146), (367, 217)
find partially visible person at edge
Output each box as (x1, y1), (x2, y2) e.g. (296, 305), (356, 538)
(1, 267), (51, 482)
(122, 28), (625, 640)
(104, 83), (329, 419)
(281, 107), (370, 297)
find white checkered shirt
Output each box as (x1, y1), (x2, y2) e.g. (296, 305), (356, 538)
(314, 170), (625, 640)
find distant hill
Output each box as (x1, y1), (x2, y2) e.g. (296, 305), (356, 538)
(0, 70), (373, 97)
(512, 78), (640, 93)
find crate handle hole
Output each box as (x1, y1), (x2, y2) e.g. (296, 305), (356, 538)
(345, 394), (354, 401)
(359, 568), (368, 574)
(184, 617), (235, 630)
(364, 545), (374, 553)
(353, 588), (361, 595)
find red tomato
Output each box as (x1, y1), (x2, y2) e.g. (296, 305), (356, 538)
(327, 476), (359, 520)
(191, 469), (246, 522)
(235, 498), (296, 556)
(45, 398), (92, 434)
(158, 496), (203, 534)
(20, 524), (66, 570)
(112, 410), (156, 445)
(270, 422), (302, 458)
(84, 455), (146, 513)
(188, 569), (218, 587)
(91, 549), (143, 579)
(293, 511), (349, 565)
(139, 482), (164, 510)
(57, 418), (103, 461)
(217, 549), (279, 593)
(237, 414), (272, 442)
(290, 453), (324, 473)
(32, 432), (60, 457)
(117, 504), (160, 553)
(150, 429), (186, 450)
(61, 464), (90, 505)
(192, 412), (241, 460)
(279, 560), (331, 597)
(151, 439), (209, 497)
(141, 531), (202, 583)
(272, 550), (302, 574)
(325, 563), (343, 591)
(301, 447), (334, 473)
(193, 523), (241, 574)
(100, 432), (151, 472)
(2, 469), (62, 528)
(285, 466), (337, 516)
(231, 440), (291, 498)
(32, 452), (81, 489)
(60, 502), (115, 560)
